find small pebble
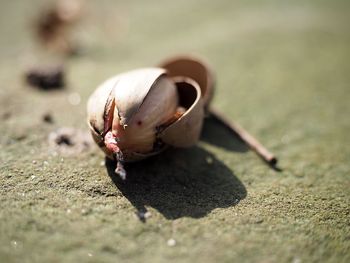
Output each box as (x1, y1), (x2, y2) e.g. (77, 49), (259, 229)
(167, 238), (176, 247)
(42, 113), (54, 123)
(11, 240), (18, 248)
(135, 210), (152, 222)
(206, 156), (213, 164)
(143, 211), (152, 219)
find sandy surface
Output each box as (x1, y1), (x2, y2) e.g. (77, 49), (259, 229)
(0, 0), (349, 262)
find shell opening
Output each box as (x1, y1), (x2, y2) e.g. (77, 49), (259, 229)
(157, 77), (204, 148)
(157, 78), (199, 130)
(176, 80), (198, 110)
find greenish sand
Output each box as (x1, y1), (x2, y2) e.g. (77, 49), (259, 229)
(0, 0), (349, 262)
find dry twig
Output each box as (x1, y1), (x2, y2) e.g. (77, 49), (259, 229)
(210, 107), (278, 166)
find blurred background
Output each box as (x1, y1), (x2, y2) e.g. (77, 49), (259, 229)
(0, 0), (349, 262)
(1, 0), (349, 144)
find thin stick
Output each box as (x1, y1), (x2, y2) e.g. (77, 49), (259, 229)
(209, 107), (277, 166)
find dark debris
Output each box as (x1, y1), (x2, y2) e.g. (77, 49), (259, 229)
(25, 65), (65, 90)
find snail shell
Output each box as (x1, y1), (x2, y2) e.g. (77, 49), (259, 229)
(87, 67), (205, 162)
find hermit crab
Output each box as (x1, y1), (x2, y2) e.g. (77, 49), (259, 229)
(87, 55), (277, 179)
